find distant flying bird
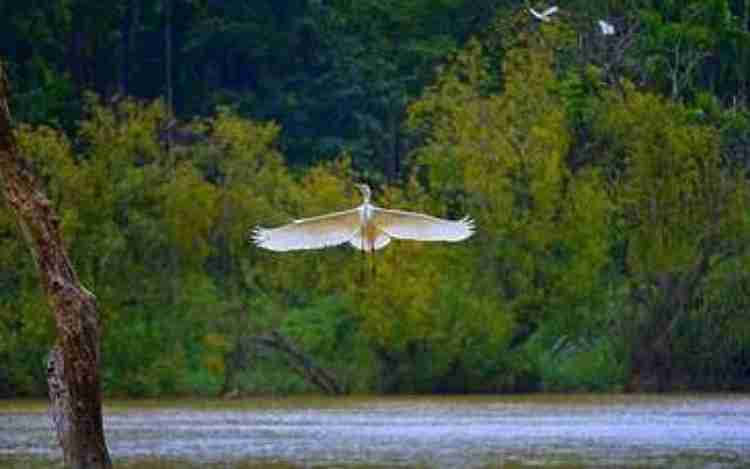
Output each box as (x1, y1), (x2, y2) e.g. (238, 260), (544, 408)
(529, 6), (559, 22)
(251, 184), (474, 253)
(598, 19), (615, 35)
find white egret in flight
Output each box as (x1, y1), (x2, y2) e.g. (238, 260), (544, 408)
(251, 184), (474, 253)
(598, 19), (615, 35)
(528, 5), (558, 22)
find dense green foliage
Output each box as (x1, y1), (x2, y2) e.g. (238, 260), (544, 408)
(2, 0), (750, 396)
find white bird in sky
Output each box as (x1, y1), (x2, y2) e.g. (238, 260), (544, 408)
(251, 184), (474, 253)
(529, 5), (559, 22)
(598, 19), (615, 35)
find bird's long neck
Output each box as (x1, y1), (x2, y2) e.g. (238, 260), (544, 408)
(359, 186), (371, 205)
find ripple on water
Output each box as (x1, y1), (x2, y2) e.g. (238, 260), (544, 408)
(1, 394), (749, 468)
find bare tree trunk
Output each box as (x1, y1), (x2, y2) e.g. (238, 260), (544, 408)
(744, 0), (750, 104)
(164, 0), (174, 153)
(627, 309), (676, 392)
(119, 0), (139, 95)
(67, 3), (89, 94)
(162, 0), (180, 301)
(625, 256), (713, 392)
(253, 331), (345, 395)
(0, 61), (111, 469)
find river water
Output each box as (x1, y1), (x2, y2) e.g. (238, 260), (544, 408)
(1, 394), (749, 468)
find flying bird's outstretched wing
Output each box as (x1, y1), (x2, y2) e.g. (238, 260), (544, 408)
(529, 7), (545, 19)
(372, 208), (474, 242)
(529, 6), (558, 21)
(251, 209), (361, 251)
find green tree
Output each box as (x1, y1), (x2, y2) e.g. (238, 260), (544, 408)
(595, 87), (750, 390)
(404, 38), (613, 390)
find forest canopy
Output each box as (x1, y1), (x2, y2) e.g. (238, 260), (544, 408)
(1, 0), (750, 397)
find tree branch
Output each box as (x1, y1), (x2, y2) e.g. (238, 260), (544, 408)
(252, 330), (345, 395)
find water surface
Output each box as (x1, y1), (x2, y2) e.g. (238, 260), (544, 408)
(1, 394), (749, 468)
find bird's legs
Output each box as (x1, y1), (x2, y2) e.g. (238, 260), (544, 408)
(358, 230), (367, 285)
(369, 237), (377, 278)
(364, 224), (378, 279)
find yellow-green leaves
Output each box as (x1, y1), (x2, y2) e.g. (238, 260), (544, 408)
(408, 39), (611, 333)
(599, 90), (747, 275)
(79, 95), (165, 168)
(14, 124), (73, 194)
(210, 107), (286, 188)
(159, 162), (219, 263)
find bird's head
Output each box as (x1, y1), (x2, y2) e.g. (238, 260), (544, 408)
(355, 183), (371, 203)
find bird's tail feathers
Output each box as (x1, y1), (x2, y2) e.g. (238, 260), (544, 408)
(249, 226), (267, 245)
